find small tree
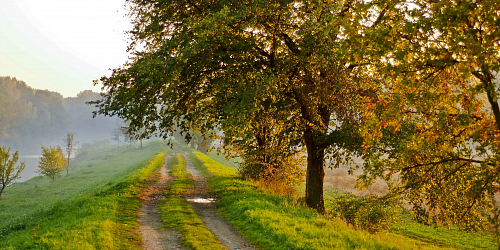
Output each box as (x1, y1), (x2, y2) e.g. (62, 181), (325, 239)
(0, 146), (25, 197)
(62, 132), (78, 176)
(37, 145), (66, 181)
(111, 127), (121, 146)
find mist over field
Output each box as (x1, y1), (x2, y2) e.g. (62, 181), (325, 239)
(0, 76), (122, 181)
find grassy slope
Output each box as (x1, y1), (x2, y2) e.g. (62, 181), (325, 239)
(324, 186), (496, 250)
(0, 140), (167, 249)
(187, 149), (498, 250)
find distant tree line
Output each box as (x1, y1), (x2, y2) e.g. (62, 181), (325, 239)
(0, 76), (121, 154)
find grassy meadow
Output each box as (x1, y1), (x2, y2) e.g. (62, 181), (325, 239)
(0, 139), (167, 249)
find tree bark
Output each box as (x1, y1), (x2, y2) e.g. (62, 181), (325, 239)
(484, 80), (500, 131)
(304, 126), (326, 213)
(475, 67), (500, 131)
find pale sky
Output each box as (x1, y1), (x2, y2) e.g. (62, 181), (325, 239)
(0, 0), (131, 97)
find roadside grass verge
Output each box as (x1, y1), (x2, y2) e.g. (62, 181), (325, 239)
(158, 153), (226, 250)
(323, 186), (496, 249)
(190, 151), (453, 250)
(391, 212), (495, 250)
(172, 142), (495, 249)
(0, 140), (166, 249)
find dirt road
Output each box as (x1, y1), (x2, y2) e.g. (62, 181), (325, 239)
(137, 153), (255, 250)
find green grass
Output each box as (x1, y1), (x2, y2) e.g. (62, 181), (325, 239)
(0, 140), (167, 249)
(391, 213), (495, 250)
(158, 153), (227, 250)
(188, 151), (457, 250)
(205, 150), (241, 170)
(323, 185), (497, 250)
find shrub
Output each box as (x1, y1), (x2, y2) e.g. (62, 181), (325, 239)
(333, 194), (398, 233)
(239, 151), (304, 189)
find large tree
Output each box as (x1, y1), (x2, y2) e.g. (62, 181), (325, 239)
(357, 0), (500, 230)
(94, 0), (380, 212)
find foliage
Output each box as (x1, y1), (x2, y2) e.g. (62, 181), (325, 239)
(190, 130), (214, 153)
(92, 0), (500, 229)
(37, 145), (66, 181)
(0, 146), (25, 197)
(356, 0), (500, 231)
(331, 194), (399, 233)
(222, 107), (305, 188)
(0, 77), (122, 153)
(0, 77), (69, 152)
(93, 0), (380, 213)
(193, 149), (448, 250)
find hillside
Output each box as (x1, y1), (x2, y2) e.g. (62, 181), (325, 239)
(0, 76), (121, 154)
(0, 139), (166, 248)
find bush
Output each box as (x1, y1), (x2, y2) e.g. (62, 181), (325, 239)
(238, 152), (304, 189)
(333, 194), (398, 233)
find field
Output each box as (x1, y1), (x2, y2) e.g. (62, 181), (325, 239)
(0, 139), (497, 249)
(0, 140), (167, 249)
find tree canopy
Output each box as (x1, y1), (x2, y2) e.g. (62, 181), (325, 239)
(95, 0), (378, 212)
(37, 145), (66, 181)
(0, 77), (122, 153)
(357, 0), (500, 230)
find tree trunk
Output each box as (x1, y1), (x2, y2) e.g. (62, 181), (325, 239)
(66, 156), (70, 177)
(0, 186), (4, 197)
(485, 82), (500, 131)
(303, 126), (326, 213)
(477, 67), (500, 131)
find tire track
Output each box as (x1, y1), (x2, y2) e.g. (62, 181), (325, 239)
(183, 153), (255, 250)
(137, 155), (184, 250)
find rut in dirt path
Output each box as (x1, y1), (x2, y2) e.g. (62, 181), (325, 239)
(183, 153), (255, 250)
(137, 155), (184, 250)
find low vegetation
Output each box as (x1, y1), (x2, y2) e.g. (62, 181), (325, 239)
(0, 140), (166, 249)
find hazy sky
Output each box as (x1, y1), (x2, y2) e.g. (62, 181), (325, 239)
(0, 0), (131, 97)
